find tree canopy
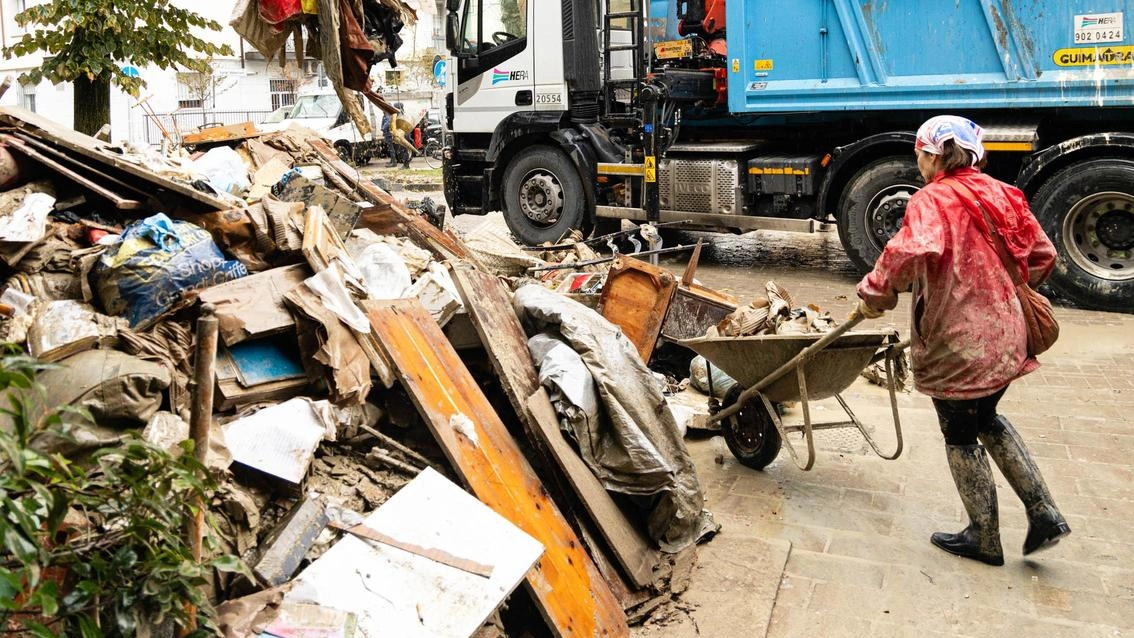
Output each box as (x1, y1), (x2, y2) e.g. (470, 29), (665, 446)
(3, 0), (234, 98)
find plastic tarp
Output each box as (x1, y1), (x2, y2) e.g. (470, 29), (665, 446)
(514, 284), (718, 552)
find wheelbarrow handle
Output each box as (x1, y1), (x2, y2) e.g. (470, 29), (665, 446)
(710, 311), (868, 425)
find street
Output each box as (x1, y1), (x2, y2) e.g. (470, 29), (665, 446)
(627, 228), (1134, 637)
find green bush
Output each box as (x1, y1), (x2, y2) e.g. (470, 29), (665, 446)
(0, 354), (243, 637)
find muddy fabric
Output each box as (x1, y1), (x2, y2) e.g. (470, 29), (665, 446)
(0, 349), (172, 458)
(118, 321), (194, 418)
(339, 0), (375, 92)
(857, 168), (1056, 400)
(514, 284), (717, 552)
(229, 0), (292, 60)
(317, 0), (374, 137)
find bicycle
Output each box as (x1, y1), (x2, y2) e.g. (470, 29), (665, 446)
(423, 138), (444, 169)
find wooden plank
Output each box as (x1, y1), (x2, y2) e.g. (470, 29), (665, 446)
(597, 256), (678, 363)
(306, 137), (472, 262)
(0, 134), (144, 210)
(576, 523), (655, 612)
(365, 300), (630, 638)
(0, 106), (231, 211)
(449, 265), (659, 589)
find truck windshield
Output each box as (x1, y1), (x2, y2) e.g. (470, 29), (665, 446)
(289, 94), (342, 118)
(459, 0), (527, 54)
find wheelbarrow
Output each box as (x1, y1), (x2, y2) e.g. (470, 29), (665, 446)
(678, 311), (908, 471)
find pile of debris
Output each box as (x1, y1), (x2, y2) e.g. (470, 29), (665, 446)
(0, 107), (727, 637)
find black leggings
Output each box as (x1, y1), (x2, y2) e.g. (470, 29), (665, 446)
(931, 387), (1009, 445)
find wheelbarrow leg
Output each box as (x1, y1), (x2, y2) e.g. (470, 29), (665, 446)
(832, 349), (904, 460)
(774, 365), (818, 471)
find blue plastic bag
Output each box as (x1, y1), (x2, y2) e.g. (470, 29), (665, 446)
(95, 213), (248, 328)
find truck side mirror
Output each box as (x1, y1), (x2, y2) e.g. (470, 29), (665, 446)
(446, 13), (460, 52)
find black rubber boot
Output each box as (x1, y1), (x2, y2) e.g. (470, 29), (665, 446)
(931, 444), (1004, 566)
(980, 416), (1071, 555)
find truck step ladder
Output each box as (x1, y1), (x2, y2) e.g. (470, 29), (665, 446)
(602, 0), (647, 125)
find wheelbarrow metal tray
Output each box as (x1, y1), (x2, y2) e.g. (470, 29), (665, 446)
(679, 330), (897, 403)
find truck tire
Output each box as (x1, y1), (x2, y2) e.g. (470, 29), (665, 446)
(334, 140), (354, 165)
(501, 145), (590, 245)
(836, 157), (923, 273)
(1031, 157), (1134, 311)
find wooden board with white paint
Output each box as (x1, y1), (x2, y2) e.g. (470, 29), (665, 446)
(287, 467), (543, 638)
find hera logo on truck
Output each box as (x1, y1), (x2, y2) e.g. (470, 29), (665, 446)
(1081, 15), (1118, 27)
(491, 68), (528, 85)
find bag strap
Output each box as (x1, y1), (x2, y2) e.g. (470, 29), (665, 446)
(939, 177), (1025, 286)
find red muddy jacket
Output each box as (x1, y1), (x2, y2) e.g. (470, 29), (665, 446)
(857, 167), (1057, 400)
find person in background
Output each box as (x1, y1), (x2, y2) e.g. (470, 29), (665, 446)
(856, 115), (1070, 566)
(380, 109), (395, 167)
(390, 101), (418, 169)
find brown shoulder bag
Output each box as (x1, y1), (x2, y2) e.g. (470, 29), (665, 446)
(941, 177), (1059, 357)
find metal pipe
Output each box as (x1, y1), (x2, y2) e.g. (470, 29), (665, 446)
(520, 219), (692, 251)
(187, 304), (218, 558)
(525, 243), (696, 272)
(709, 310), (867, 424)
(181, 304), (217, 633)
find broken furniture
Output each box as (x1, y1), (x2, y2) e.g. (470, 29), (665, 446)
(366, 299), (631, 637)
(598, 245), (737, 364)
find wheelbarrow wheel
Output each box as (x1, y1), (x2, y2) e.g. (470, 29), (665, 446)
(722, 385), (782, 470)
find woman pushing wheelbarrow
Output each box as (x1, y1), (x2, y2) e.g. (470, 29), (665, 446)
(856, 115), (1070, 566)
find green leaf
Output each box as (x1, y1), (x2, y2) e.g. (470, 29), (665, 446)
(32, 579), (60, 616)
(208, 554), (247, 574)
(77, 614), (102, 638)
(18, 620), (57, 638)
(0, 568), (21, 609)
(3, 525), (40, 563)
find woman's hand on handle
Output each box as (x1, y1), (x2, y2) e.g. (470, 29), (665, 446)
(853, 299), (886, 321)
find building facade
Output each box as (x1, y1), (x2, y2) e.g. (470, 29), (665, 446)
(0, 0), (442, 144)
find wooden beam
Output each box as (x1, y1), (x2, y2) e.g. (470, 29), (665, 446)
(305, 136), (472, 262)
(450, 264), (660, 589)
(365, 299), (629, 638)
(0, 134), (144, 210)
(0, 106), (231, 211)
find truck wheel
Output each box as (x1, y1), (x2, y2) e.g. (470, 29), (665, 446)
(1032, 158), (1134, 311)
(721, 385), (782, 471)
(501, 145), (590, 245)
(334, 141), (355, 166)
(836, 157), (922, 273)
